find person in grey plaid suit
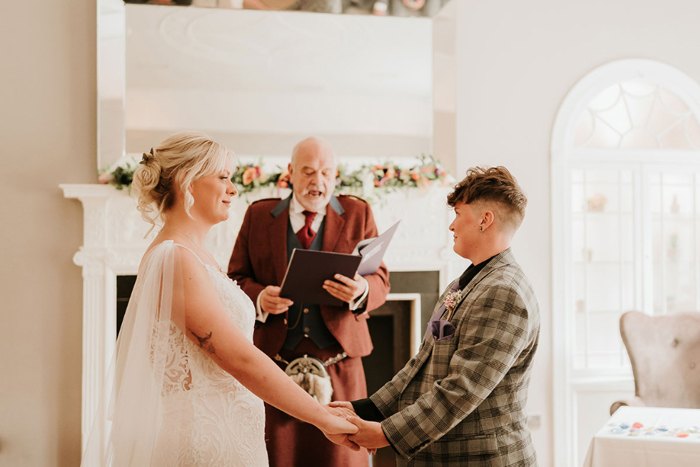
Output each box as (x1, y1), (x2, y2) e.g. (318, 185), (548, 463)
(330, 166), (540, 466)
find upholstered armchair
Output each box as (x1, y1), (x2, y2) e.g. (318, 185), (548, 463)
(610, 310), (700, 415)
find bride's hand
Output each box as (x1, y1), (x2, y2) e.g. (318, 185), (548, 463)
(321, 411), (360, 451)
(324, 402), (355, 420)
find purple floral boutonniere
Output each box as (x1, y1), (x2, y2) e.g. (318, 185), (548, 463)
(444, 290), (462, 316)
(427, 288), (462, 342)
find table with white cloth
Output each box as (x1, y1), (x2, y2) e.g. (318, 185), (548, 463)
(583, 406), (700, 467)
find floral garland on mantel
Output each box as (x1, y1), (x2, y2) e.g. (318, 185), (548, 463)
(99, 154), (454, 203)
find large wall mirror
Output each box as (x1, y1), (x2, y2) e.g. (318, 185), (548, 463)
(98, 0), (454, 170)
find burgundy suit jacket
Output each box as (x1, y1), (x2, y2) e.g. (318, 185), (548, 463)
(228, 194), (390, 358)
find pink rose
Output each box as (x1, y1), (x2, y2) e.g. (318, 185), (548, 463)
(242, 167), (257, 185)
(98, 172), (113, 184)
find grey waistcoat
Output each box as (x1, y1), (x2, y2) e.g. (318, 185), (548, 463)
(283, 219), (339, 351)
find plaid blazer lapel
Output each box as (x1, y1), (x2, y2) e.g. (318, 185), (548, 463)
(429, 279), (458, 320)
(383, 250), (521, 397)
(443, 248), (516, 322)
(409, 249), (518, 380)
(397, 273), (483, 385)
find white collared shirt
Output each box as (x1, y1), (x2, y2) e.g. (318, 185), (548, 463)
(289, 194), (326, 234)
(256, 194), (370, 322)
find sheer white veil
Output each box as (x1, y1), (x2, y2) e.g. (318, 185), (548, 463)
(82, 241), (187, 466)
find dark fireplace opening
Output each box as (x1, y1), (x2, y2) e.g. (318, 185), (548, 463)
(387, 271), (441, 336)
(116, 275), (137, 336)
(116, 270), (441, 467)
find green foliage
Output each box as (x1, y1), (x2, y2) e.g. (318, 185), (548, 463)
(98, 154), (453, 198)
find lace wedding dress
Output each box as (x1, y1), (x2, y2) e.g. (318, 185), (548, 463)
(83, 240), (268, 466)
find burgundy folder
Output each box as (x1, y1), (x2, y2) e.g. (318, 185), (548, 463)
(279, 249), (363, 307)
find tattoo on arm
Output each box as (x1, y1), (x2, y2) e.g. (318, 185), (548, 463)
(189, 329), (217, 356)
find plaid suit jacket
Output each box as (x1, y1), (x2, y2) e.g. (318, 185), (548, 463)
(370, 248), (540, 466)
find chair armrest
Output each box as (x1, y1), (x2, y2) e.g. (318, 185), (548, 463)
(610, 396), (646, 415)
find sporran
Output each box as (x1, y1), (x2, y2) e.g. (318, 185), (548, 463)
(275, 352), (347, 405)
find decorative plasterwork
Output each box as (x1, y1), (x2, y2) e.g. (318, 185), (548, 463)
(126, 6), (432, 96)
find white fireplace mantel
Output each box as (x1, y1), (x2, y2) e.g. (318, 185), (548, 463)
(60, 183), (468, 449)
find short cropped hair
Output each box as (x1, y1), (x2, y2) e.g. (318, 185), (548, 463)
(447, 166), (527, 232)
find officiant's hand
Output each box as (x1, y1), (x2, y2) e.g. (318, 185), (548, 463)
(347, 417), (390, 450)
(323, 273), (366, 303)
(260, 286), (294, 315)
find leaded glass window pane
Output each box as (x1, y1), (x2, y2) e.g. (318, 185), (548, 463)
(574, 81), (700, 150)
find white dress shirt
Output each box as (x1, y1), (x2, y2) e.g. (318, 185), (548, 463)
(289, 193), (327, 234)
(256, 194), (370, 322)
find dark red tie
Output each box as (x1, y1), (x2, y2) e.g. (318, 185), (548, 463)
(297, 210), (317, 249)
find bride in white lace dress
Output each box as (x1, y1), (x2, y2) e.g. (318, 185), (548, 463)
(82, 133), (358, 466)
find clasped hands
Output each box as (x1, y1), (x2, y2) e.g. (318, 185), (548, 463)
(323, 401), (389, 453)
(260, 273), (366, 314)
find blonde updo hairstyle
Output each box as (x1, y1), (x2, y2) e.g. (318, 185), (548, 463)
(132, 132), (233, 231)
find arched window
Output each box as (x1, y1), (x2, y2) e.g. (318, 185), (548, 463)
(552, 59), (700, 465)
(574, 81), (700, 150)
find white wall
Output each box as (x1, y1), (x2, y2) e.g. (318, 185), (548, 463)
(0, 1), (94, 465)
(448, 1), (700, 465)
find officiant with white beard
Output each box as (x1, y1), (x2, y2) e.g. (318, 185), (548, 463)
(228, 137), (391, 467)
